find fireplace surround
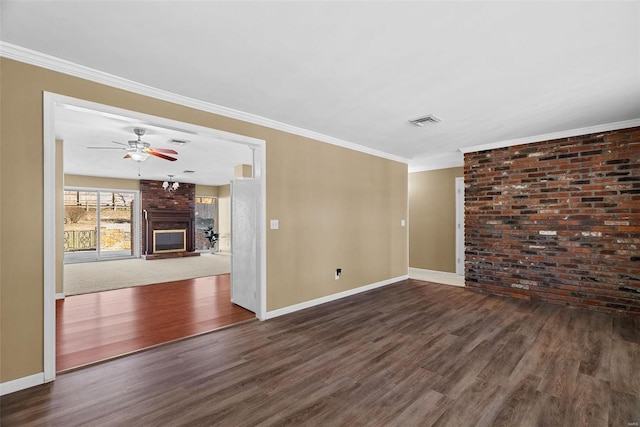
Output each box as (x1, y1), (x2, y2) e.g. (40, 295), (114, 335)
(143, 209), (195, 256)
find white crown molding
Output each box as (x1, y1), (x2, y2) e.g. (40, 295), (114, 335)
(408, 152), (463, 173)
(459, 118), (640, 154)
(0, 42), (409, 164)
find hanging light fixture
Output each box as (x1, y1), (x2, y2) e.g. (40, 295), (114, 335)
(162, 175), (180, 192)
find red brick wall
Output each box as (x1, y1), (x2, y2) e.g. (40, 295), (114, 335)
(140, 180), (195, 212)
(140, 180), (196, 254)
(464, 126), (640, 317)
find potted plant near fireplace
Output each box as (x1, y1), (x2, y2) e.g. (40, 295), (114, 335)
(204, 226), (219, 253)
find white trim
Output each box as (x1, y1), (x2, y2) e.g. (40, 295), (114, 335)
(409, 267), (465, 287)
(0, 373), (44, 396)
(2, 42), (409, 165)
(409, 161), (464, 173)
(263, 275), (408, 320)
(258, 144), (268, 320)
(45, 93), (266, 147)
(408, 153), (463, 173)
(55, 293), (65, 300)
(455, 177), (465, 276)
(459, 118), (640, 154)
(409, 162), (464, 174)
(43, 92), (57, 382)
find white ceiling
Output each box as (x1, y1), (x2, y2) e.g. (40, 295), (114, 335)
(56, 105), (254, 185)
(2, 1), (639, 171)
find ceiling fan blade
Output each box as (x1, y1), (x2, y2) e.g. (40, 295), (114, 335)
(112, 141), (130, 146)
(150, 148), (178, 154)
(148, 151), (177, 161)
(87, 146), (127, 150)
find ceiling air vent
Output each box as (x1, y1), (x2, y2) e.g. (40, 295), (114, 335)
(409, 114), (442, 127)
(168, 138), (190, 146)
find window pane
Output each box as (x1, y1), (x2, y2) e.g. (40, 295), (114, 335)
(195, 196), (216, 250)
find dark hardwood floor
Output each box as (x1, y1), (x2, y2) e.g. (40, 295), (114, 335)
(56, 274), (255, 371)
(3, 279), (639, 426)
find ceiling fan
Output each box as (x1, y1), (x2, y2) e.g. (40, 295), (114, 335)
(87, 128), (178, 162)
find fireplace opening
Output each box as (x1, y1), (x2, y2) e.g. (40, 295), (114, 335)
(153, 229), (187, 253)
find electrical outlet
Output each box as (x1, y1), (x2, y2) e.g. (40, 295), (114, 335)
(335, 268), (342, 280)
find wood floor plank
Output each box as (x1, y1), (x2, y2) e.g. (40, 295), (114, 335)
(520, 392), (568, 427)
(56, 274), (255, 371)
(613, 315), (640, 344)
(578, 329), (612, 380)
(2, 279), (638, 426)
(564, 373), (610, 426)
(610, 338), (640, 395)
(608, 390), (640, 427)
(431, 376), (503, 427)
(478, 374), (541, 427)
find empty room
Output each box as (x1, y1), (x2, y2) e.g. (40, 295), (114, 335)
(1, 1), (638, 426)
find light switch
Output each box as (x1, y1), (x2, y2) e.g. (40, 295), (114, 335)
(270, 219), (279, 230)
(401, 219), (406, 227)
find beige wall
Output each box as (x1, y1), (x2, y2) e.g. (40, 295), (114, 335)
(195, 184), (219, 197)
(408, 167), (463, 273)
(217, 184), (231, 252)
(64, 174), (140, 190)
(0, 58), (408, 383)
(266, 139), (408, 310)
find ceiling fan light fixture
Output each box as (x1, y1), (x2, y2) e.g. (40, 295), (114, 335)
(129, 152), (150, 162)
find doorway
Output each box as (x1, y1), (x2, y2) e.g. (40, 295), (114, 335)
(44, 92), (267, 382)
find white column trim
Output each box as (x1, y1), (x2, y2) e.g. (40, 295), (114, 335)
(43, 92), (57, 382)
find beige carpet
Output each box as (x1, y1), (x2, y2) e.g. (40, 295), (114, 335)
(64, 253), (231, 296)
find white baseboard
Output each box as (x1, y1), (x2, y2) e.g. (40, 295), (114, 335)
(0, 372), (45, 396)
(264, 274), (409, 320)
(409, 267), (465, 287)
(56, 292), (65, 300)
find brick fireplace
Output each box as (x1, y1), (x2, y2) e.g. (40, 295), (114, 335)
(464, 126), (640, 317)
(140, 179), (198, 259)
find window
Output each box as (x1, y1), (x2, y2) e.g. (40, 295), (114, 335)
(195, 196), (217, 250)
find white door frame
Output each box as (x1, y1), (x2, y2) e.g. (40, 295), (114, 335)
(43, 92), (267, 383)
(455, 177), (465, 276)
